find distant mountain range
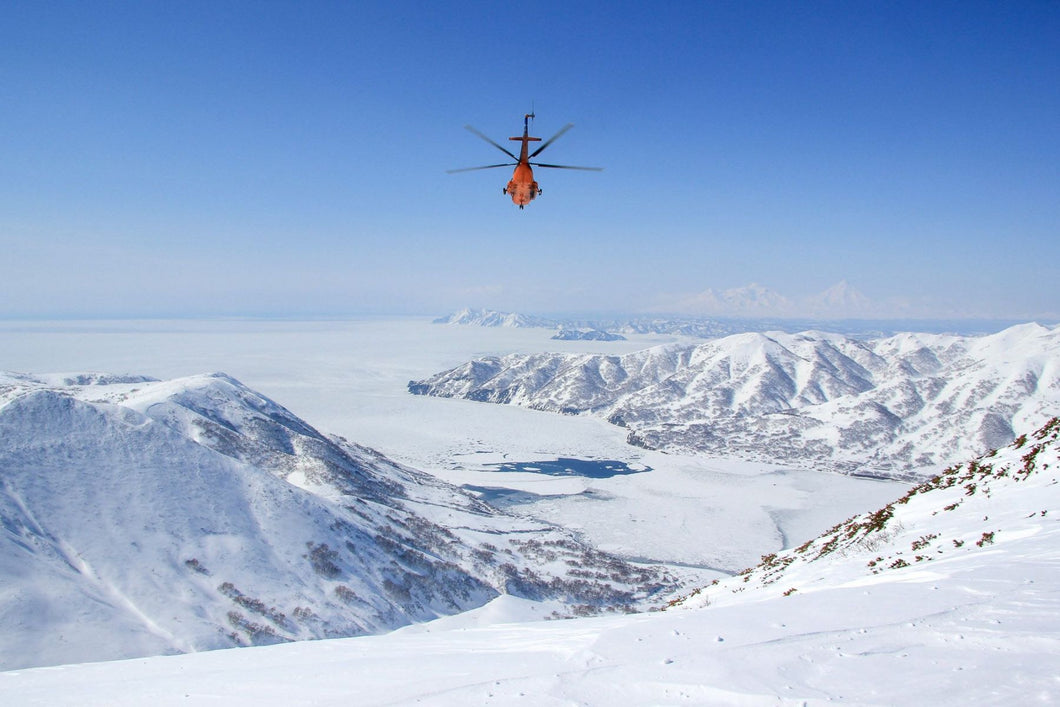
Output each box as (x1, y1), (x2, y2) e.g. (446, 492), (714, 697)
(670, 280), (884, 319)
(435, 307), (752, 338)
(409, 323), (1060, 478)
(0, 372), (689, 670)
(434, 305), (1030, 339)
(437, 283), (879, 322)
(434, 308), (558, 328)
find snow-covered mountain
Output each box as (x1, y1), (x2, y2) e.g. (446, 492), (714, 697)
(432, 307), (559, 328)
(0, 372), (687, 670)
(804, 279), (875, 318)
(5, 418), (1057, 704)
(409, 323), (1060, 477)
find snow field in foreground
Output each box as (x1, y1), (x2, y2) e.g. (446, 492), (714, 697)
(1, 538), (1055, 706)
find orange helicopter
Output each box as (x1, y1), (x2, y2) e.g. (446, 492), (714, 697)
(448, 113), (601, 209)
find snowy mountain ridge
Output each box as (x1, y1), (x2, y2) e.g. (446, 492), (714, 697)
(0, 371), (688, 671)
(679, 415), (1060, 608)
(410, 323), (1060, 477)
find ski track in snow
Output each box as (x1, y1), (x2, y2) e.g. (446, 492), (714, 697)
(4, 469), (186, 651)
(52, 536), (192, 654)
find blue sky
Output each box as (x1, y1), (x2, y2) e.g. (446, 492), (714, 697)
(1, 1), (1057, 319)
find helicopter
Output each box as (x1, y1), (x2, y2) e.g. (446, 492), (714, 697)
(447, 113), (601, 209)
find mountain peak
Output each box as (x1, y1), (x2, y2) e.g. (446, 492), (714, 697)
(804, 280), (874, 317)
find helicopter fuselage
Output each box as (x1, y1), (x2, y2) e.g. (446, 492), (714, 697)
(504, 124), (541, 209)
(448, 113), (599, 209)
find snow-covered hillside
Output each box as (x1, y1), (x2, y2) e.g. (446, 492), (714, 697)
(410, 323), (1060, 477)
(679, 415), (1060, 609)
(3, 418), (1057, 705)
(0, 372), (691, 671)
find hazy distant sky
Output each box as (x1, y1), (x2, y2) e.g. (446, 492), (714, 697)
(2, 1), (1057, 320)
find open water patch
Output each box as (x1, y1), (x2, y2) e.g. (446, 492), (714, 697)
(484, 458), (650, 479)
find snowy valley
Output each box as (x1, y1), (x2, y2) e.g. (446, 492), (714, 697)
(0, 317), (1057, 705)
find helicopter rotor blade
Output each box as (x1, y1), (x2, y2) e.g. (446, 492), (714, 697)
(531, 162), (603, 171)
(529, 123), (574, 158)
(446, 162), (515, 174)
(463, 125), (518, 160)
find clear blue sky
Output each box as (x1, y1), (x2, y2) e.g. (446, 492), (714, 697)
(2, 1), (1057, 319)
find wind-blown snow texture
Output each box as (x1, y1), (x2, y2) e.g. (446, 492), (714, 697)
(411, 323), (1060, 478)
(3, 418), (1058, 705)
(0, 372), (688, 670)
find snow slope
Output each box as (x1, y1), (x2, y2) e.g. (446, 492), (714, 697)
(411, 323), (1060, 477)
(680, 416), (1060, 607)
(0, 372), (693, 670)
(3, 418), (1057, 705)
